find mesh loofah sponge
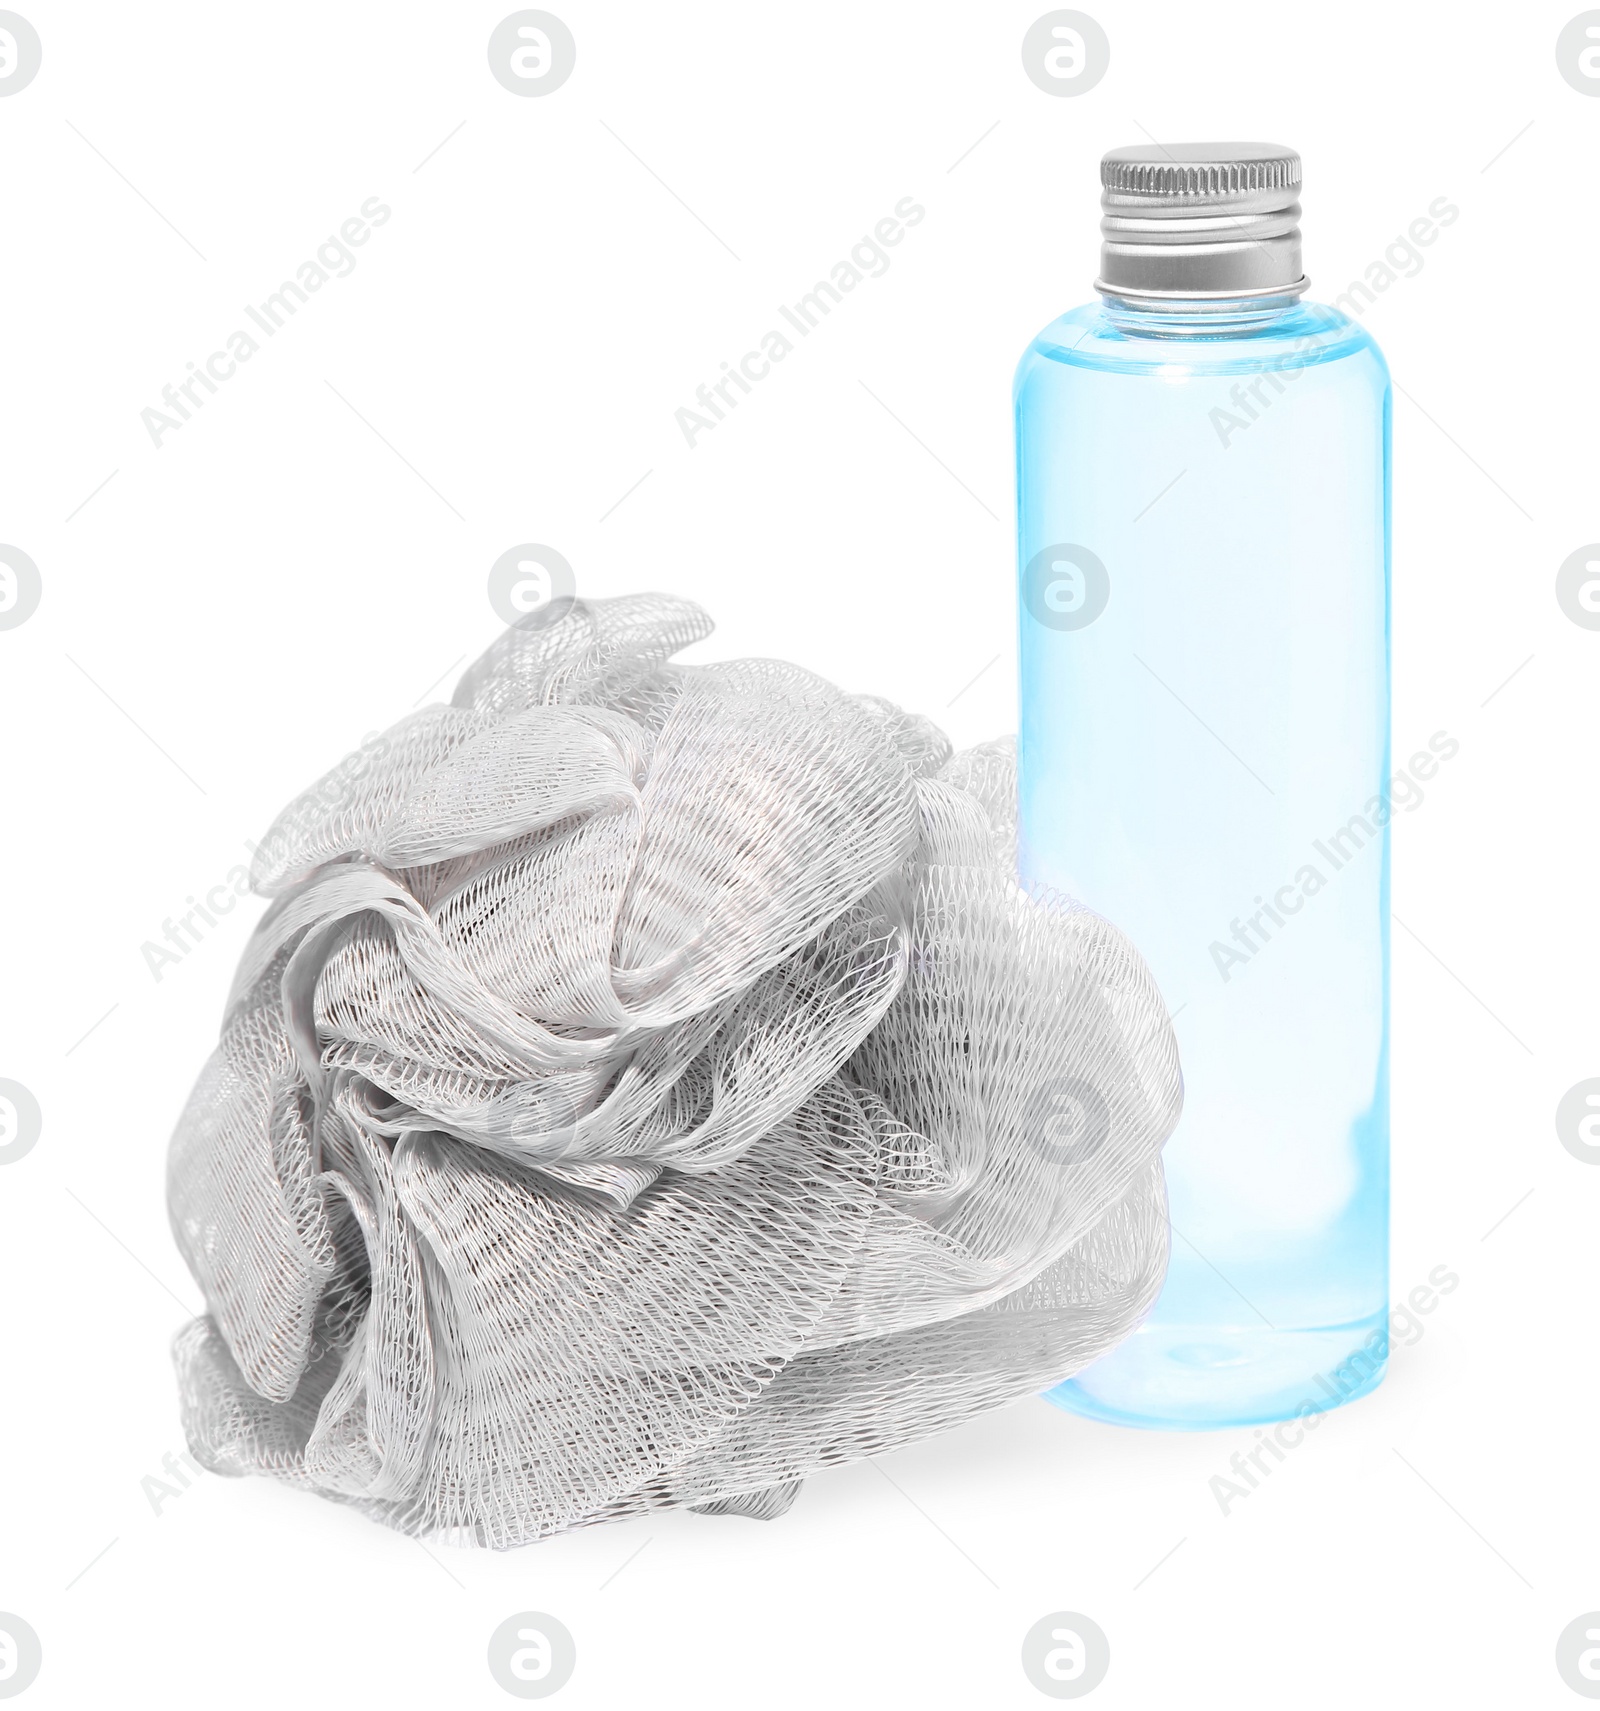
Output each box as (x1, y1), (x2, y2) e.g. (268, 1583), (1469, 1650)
(166, 594), (1181, 1546)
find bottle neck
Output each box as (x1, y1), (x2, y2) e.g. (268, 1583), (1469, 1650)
(1097, 289), (1308, 339)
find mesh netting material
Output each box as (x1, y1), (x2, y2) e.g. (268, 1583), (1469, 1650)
(166, 594), (1181, 1546)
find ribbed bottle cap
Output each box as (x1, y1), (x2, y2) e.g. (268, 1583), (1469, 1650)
(1096, 142), (1307, 303)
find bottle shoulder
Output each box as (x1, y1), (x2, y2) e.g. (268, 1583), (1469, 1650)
(1014, 298), (1389, 388)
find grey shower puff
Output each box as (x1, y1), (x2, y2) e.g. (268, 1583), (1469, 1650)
(166, 594), (1181, 1546)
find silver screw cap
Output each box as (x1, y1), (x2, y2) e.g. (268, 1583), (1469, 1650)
(1097, 141), (1307, 302)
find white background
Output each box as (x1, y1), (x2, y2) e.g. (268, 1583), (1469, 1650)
(1, 1), (1595, 1705)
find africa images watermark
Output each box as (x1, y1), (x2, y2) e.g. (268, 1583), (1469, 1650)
(1209, 731), (1459, 984)
(674, 195), (925, 449)
(141, 843), (255, 982)
(1328, 195), (1460, 323)
(1209, 1264), (1460, 1517)
(140, 195), (392, 449)
(141, 727), (395, 980)
(1211, 195), (1459, 451)
(143, 1448), (209, 1516)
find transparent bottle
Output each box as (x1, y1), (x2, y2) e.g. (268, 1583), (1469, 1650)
(1016, 144), (1390, 1428)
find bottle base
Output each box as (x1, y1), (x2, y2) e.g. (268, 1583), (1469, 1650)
(1043, 1313), (1388, 1430)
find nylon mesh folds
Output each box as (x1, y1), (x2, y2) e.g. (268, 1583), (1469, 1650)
(166, 595), (1181, 1545)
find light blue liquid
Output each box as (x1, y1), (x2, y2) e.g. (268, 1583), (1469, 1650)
(1016, 295), (1391, 1429)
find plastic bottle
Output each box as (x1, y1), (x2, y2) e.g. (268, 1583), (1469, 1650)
(1016, 143), (1391, 1428)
